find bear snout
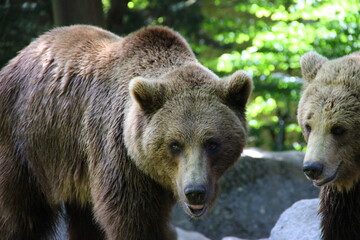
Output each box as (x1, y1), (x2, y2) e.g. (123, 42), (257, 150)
(184, 184), (206, 205)
(181, 184), (211, 218)
(303, 162), (324, 180)
(303, 161), (339, 187)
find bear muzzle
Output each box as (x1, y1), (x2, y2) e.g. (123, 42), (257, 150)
(303, 162), (324, 180)
(182, 184), (212, 218)
(184, 184), (208, 217)
(184, 184), (206, 204)
(303, 161), (339, 187)
(302, 137), (341, 187)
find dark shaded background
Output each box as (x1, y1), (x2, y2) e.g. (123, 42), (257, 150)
(1, 0), (359, 150)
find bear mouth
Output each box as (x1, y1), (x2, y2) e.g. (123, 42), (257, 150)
(312, 171), (337, 187)
(185, 203), (208, 218)
(312, 162), (343, 187)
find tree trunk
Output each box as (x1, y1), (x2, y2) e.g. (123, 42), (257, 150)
(51, 0), (105, 27)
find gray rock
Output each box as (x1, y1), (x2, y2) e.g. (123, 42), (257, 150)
(171, 148), (319, 240)
(221, 237), (246, 240)
(269, 199), (321, 240)
(176, 227), (211, 240)
(221, 237), (266, 240)
(55, 148), (319, 240)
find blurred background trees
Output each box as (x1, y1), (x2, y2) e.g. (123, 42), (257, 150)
(1, 0), (359, 151)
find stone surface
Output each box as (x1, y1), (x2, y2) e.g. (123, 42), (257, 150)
(221, 237), (245, 240)
(171, 148), (319, 240)
(269, 198), (321, 240)
(176, 227), (211, 240)
(222, 238), (269, 240)
(55, 148), (320, 240)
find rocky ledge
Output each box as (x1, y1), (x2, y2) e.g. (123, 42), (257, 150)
(172, 148), (320, 240)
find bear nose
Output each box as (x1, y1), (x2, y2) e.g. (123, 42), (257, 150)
(184, 185), (206, 205)
(303, 162), (324, 180)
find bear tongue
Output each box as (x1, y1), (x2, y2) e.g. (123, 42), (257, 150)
(313, 179), (322, 184)
(186, 203), (207, 217)
(188, 204), (205, 210)
(312, 173), (337, 187)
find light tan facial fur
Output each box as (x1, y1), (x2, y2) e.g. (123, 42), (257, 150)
(124, 64), (252, 216)
(298, 51), (360, 191)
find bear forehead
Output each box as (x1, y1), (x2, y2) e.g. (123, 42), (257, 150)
(162, 92), (234, 121)
(303, 62), (360, 102)
(158, 63), (221, 91)
(303, 53), (360, 122)
(142, 95), (244, 149)
(315, 55), (360, 86)
(302, 86), (360, 123)
(304, 84), (359, 108)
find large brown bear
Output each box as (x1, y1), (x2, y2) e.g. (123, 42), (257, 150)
(0, 25), (252, 240)
(298, 51), (360, 240)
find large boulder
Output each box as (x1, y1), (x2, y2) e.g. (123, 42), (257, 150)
(171, 148), (320, 239)
(176, 227), (211, 240)
(269, 198), (321, 240)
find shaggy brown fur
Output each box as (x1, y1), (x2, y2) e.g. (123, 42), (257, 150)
(0, 25), (252, 240)
(298, 51), (360, 240)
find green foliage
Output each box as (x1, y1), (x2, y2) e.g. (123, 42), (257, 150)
(102, 0), (111, 14)
(0, 1), (53, 68)
(1, 0), (359, 151)
(106, 0), (203, 40)
(120, 0), (359, 151)
(194, 0), (360, 151)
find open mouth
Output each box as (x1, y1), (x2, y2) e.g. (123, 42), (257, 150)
(185, 203), (208, 217)
(312, 171), (337, 187)
(312, 162), (343, 187)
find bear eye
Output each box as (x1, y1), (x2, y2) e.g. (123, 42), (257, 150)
(305, 124), (311, 134)
(168, 141), (182, 155)
(331, 125), (346, 136)
(205, 139), (221, 154)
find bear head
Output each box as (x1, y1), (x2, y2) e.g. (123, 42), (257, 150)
(124, 63), (252, 217)
(298, 51), (360, 191)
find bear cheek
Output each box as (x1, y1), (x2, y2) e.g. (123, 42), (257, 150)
(336, 143), (360, 174)
(150, 151), (179, 190)
(210, 148), (241, 179)
(330, 132), (360, 189)
(138, 139), (177, 189)
(211, 157), (236, 179)
(218, 136), (244, 174)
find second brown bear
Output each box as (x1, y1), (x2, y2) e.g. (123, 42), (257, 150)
(298, 51), (360, 240)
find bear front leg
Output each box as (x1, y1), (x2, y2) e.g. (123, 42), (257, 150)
(65, 202), (105, 240)
(89, 159), (176, 240)
(0, 143), (59, 240)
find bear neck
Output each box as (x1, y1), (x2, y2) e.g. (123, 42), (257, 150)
(320, 181), (360, 240)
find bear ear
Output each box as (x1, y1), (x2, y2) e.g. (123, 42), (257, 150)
(129, 77), (166, 114)
(300, 51), (328, 83)
(222, 70), (253, 110)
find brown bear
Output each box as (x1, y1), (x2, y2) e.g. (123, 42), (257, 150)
(298, 51), (360, 240)
(0, 25), (252, 240)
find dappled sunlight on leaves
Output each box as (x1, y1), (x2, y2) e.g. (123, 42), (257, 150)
(196, 0), (359, 151)
(2, 0), (359, 151)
